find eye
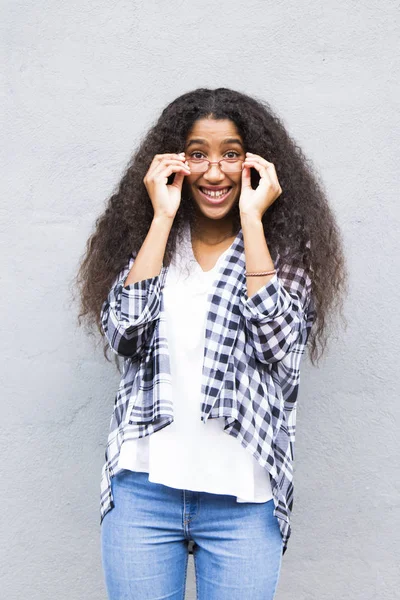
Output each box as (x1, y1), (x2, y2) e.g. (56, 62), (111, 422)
(224, 151), (240, 159)
(190, 151), (206, 159)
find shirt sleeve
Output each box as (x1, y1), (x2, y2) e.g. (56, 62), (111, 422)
(100, 255), (164, 358)
(239, 264), (312, 363)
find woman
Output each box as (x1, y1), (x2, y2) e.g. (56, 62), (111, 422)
(76, 87), (347, 599)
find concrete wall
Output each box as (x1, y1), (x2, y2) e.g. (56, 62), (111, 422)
(2, 1), (399, 598)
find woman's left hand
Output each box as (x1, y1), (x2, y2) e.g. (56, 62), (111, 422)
(239, 152), (282, 219)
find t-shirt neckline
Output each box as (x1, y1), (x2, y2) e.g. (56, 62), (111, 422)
(186, 222), (236, 275)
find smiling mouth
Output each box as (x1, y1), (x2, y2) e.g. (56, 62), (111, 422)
(198, 186), (232, 202)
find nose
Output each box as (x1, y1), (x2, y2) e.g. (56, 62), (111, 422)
(203, 162), (225, 183)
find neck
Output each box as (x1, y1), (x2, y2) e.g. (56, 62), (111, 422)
(191, 213), (236, 245)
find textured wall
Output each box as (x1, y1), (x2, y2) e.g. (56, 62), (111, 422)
(2, 1), (399, 598)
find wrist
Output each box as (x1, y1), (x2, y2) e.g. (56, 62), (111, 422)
(240, 212), (263, 226)
(152, 213), (175, 226)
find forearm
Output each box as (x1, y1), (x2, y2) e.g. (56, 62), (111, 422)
(102, 214), (170, 354)
(240, 214), (276, 298)
(124, 215), (174, 287)
(239, 217), (312, 363)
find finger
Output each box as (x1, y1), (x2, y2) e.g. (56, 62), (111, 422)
(242, 159), (271, 181)
(241, 163), (253, 189)
(153, 152), (186, 160)
(152, 153), (186, 165)
(148, 153), (186, 173)
(153, 160), (190, 175)
(152, 159), (190, 171)
(245, 155), (277, 177)
(147, 160), (191, 179)
(170, 169), (185, 190)
(152, 163), (191, 183)
(246, 152), (273, 166)
(243, 159), (282, 196)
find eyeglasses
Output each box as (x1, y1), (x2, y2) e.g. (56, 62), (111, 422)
(185, 157), (244, 174)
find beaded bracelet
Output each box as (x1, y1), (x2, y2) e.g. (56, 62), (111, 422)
(245, 269), (277, 277)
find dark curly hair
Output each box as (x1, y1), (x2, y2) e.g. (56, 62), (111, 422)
(73, 87), (348, 366)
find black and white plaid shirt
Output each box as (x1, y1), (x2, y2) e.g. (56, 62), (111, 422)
(99, 226), (315, 555)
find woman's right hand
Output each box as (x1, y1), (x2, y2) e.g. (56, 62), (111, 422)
(143, 152), (191, 220)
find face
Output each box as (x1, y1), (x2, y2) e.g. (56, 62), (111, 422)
(183, 118), (245, 222)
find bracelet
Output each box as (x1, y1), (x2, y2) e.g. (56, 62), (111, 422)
(245, 269), (277, 277)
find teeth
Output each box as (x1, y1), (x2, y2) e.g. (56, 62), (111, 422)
(201, 187), (230, 198)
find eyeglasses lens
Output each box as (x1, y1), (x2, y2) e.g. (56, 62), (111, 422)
(187, 159), (243, 173)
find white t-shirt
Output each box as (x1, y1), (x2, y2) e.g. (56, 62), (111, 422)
(118, 225), (273, 503)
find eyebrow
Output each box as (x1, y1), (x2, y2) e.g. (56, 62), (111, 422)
(186, 137), (244, 149)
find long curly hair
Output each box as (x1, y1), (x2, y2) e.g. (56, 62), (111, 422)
(74, 87), (348, 366)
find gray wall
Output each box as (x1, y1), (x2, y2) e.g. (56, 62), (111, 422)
(2, 1), (399, 598)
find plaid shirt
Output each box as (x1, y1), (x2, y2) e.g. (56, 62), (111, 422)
(99, 227), (315, 555)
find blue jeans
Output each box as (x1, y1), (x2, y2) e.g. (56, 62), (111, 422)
(101, 469), (283, 599)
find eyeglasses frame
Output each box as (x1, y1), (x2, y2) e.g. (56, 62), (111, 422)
(184, 157), (244, 174)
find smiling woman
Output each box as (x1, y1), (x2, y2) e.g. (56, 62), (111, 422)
(75, 87), (348, 600)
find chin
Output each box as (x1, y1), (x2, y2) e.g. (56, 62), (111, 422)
(196, 201), (238, 221)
